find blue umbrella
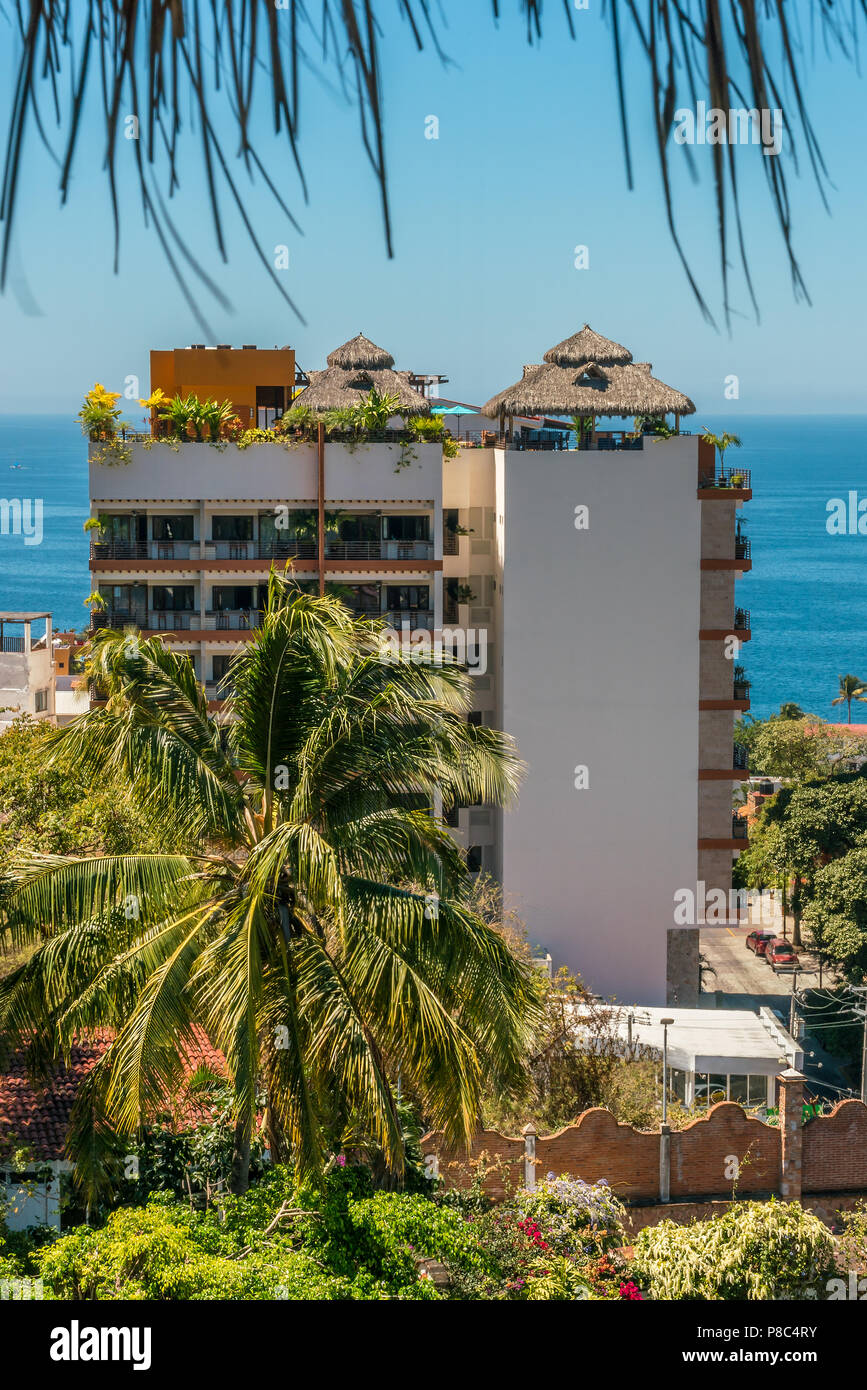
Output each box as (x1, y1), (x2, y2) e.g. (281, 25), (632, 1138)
(431, 404), (476, 440)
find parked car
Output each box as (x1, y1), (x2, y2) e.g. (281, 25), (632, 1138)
(746, 930), (777, 956)
(766, 939), (800, 972)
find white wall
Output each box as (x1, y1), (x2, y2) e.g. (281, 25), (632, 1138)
(90, 441), (442, 505)
(498, 438), (701, 1003)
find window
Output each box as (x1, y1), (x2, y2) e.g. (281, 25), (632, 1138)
(151, 586), (194, 611)
(212, 515), (253, 541)
(748, 1075), (769, 1106)
(382, 515), (430, 542)
(213, 586), (255, 611)
(386, 585), (429, 611)
(212, 655), (232, 681)
(729, 1074), (750, 1105)
(34, 688), (48, 713)
(467, 846), (482, 873)
(152, 515), (193, 541)
(467, 712), (482, 726)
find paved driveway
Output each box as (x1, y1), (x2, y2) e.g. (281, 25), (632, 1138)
(699, 924), (852, 1099)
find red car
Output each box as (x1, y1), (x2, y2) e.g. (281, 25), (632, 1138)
(746, 930), (777, 956)
(765, 939), (800, 972)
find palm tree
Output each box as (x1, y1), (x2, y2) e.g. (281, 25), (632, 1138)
(778, 703), (805, 721)
(0, 576), (539, 1202)
(831, 674), (867, 725)
(700, 429), (743, 479)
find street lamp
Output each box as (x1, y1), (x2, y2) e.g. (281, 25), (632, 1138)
(660, 1017), (675, 1125)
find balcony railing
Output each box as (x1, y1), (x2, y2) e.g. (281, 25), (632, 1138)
(91, 611), (200, 632)
(325, 539), (434, 561)
(734, 607), (751, 631)
(699, 465), (751, 491)
(383, 609), (435, 632)
(733, 742), (749, 771)
(90, 539), (318, 562)
(443, 529), (460, 557)
(732, 816), (749, 840)
(205, 679), (235, 700)
(735, 538), (751, 562)
(733, 679), (751, 701)
(0, 636), (25, 653)
(203, 610), (263, 631)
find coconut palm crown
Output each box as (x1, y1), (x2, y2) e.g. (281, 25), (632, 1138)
(0, 575), (539, 1200)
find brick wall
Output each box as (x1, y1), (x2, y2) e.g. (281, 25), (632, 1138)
(803, 1100), (867, 1192)
(423, 1080), (867, 1206)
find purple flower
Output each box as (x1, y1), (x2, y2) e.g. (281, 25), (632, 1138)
(336, 1154), (346, 1167)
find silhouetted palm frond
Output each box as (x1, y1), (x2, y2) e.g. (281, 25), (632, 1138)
(0, 1), (862, 325)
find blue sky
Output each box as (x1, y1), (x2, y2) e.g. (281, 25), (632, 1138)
(0, 2), (865, 414)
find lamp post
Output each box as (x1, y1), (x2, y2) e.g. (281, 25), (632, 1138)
(660, 1017), (675, 1126)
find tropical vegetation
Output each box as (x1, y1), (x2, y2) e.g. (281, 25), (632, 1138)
(0, 577), (540, 1207)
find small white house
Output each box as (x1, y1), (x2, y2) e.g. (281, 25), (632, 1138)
(573, 1003), (803, 1110)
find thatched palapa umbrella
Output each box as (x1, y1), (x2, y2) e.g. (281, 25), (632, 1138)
(298, 333), (430, 416)
(481, 324), (695, 431)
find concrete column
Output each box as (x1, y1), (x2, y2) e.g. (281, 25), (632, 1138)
(778, 1068), (805, 1202)
(659, 1123), (671, 1203)
(522, 1122), (537, 1192)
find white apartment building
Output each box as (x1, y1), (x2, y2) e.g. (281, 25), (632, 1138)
(0, 612), (55, 730)
(89, 328), (751, 1007)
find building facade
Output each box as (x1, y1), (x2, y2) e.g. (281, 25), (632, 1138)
(88, 330), (750, 1006)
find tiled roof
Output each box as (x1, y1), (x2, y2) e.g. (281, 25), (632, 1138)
(0, 1030), (226, 1162)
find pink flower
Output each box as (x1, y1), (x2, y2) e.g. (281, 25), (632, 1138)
(335, 1154), (346, 1167)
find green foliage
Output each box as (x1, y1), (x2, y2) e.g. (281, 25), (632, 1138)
(802, 848), (867, 977)
(632, 1200), (837, 1300)
(0, 583), (538, 1205)
(0, 716), (161, 860)
(157, 393), (236, 442)
(514, 1176), (626, 1256)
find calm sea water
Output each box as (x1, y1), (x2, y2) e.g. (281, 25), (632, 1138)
(0, 412), (863, 720)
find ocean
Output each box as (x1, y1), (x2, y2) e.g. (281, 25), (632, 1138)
(0, 412), (864, 722)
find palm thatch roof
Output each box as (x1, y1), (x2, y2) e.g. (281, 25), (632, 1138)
(326, 333), (395, 369)
(299, 334), (430, 415)
(481, 324), (695, 419)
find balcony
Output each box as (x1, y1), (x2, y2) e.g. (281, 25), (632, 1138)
(325, 539), (434, 562)
(698, 465), (752, 492)
(203, 610), (263, 631)
(0, 635), (25, 654)
(91, 611), (201, 633)
(735, 538), (751, 563)
(90, 539), (317, 563)
(383, 609), (435, 632)
(732, 816), (749, 840)
(733, 742), (749, 771)
(205, 679), (234, 701)
(734, 607), (751, 632)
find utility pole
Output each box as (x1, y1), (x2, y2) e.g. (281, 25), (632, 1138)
(789, 969), (801, 1039)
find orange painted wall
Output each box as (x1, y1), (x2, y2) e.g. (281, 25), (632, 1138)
(149, 347), (296, 424)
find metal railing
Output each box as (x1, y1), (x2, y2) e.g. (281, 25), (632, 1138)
(734, 607), (751, 631)
(203, 610), (263, 631)
(735, 538), (751, 562)
(733, 742), (749, 771)
(383, 609), (435, 632)
(90, 539), (319, 561)
(0, 636), (25, 653)
(699, 466), (752, 490)
(733, 680), (751, 700)
(91, 611), (200, 632)
(732, 817), (749, 840)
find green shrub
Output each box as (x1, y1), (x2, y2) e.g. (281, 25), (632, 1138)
(632, 1200), (837, 1300)
(513, 1176), (627, 1256)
